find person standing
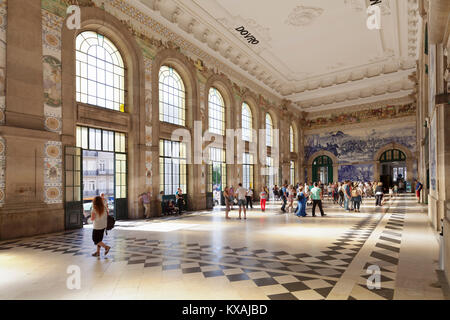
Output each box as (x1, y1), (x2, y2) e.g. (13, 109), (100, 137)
(260, 187), (267, 212)
(229, 186), (235, 210)
(235, 183), (247, 219)
(286, 185), (295, 213)
(375, 182), (384, 206)
(343, 180), (352, 212)
(224, 187), (231, 219)
(246, 188), (253, 209)
(139, 191), (152, 219)
(415, 180), (423, 203)
(90, 196), (111, 257)
(310, 182), (326, 217)
(353, 184), (362, 212)
(338, 182), (344, 207)
(175, 188), (184, 214)
(294, 186), (307, 217)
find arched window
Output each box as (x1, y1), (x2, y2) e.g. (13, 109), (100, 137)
(289, 125), (294, 152)
(242, 102), (252, 142)
(379, 149), (406, 162)
(208, 88), (225, 135)
(76, 31), (125, 111)
(159, 65), (186, 126)
(266, 113), (273, 147)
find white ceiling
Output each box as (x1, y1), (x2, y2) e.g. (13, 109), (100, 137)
(135, 0), (420, 112)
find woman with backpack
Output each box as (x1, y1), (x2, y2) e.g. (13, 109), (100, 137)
(90, 195), (111, 257)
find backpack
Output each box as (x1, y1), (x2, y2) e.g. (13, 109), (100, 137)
(351, 189), (358, 197)
(106, 214), (115, 234)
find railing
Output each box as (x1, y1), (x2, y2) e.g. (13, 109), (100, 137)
(83, 189), (114, 197)
(83, 169), (114, 176)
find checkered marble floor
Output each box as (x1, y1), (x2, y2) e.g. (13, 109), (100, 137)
(0, 195), (446, 300)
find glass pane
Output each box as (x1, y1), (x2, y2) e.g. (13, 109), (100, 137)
(66, 187), (74, 202)
(66, 171), (73, 187)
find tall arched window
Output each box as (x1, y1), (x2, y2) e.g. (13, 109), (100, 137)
(76, 31), (125, 111)
(289, 125), (294, 152)
(266, 113), (273, 147)
(159, 65), (186, 126)
(208, 88), (225, 135)
(242, 102), (252, 142)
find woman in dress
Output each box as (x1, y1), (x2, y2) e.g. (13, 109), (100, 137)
(294, 186), (307, 217)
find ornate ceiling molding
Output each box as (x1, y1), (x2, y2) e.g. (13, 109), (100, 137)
(133, 0), (420, 112)
(284, 5), (324, 27)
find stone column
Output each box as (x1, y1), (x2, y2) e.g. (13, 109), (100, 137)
(0, 0), (65, 240)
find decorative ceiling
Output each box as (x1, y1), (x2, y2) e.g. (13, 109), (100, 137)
(135, 0), (420, 112)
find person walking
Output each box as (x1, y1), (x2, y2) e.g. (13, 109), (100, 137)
(415, 179), (423, 203)
(310, 182), (326, 217)
(235, 183), (247, 219)
(375, 182), (384, 206)
(294, 186), (307, 217)
(224, 187), (231, 219)
(280, 184), (288, 213)
(260, 187), (268, 212)
(90, 196), (111, 257)
(286, 185), (295, 213)
(246, 188), (253, 209)
(139, 191), (152, 219)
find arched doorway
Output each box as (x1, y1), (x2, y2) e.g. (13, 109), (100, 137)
(312, 155), (333, 184)
(379, 149), (407, 191)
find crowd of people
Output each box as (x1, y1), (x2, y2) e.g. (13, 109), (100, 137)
(219, 178), (423, 220)
(91, 180), (423, 256)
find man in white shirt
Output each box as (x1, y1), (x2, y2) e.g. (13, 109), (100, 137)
(235, 183), (247, 219)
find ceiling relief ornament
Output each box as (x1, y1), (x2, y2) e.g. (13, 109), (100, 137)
(344, 0), (365, 12)
(284, 5), (324, 27)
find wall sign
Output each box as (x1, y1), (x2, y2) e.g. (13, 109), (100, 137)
(234, 26), (259, 45)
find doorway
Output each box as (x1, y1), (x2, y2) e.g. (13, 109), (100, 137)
(312, 155), (333, 184)
(207, 147), (226, 206)
(65, 126), (128, 230)
(379, 149), (407, 191)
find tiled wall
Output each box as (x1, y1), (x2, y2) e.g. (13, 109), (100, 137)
(305, 121), (417, 182)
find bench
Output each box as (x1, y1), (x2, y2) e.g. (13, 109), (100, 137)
(161, 194), (187, 215)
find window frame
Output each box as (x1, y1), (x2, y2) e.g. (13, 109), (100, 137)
(75, 31), (126, 112)
(208, 87), (226, 136)
(158, 65), (186, 126)
(242, 102), (253, 142)
(159, 139), (188, 195)
(266, 113), (273, 147)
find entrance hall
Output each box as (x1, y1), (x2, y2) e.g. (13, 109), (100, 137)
(0, 0), (449, 304)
